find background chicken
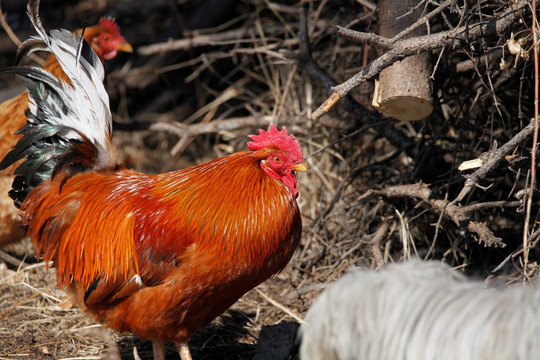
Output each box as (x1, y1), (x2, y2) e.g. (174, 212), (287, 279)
(0, 14), (132, 247)
(0, 2), (306, 360)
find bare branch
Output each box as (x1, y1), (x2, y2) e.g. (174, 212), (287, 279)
(391, 0), (454, 41)
(138, 23), (296, 56)
(336, 27), (393, 49)
(360, 183), (506, 247)
(150, 116), (275, 156)
(454, 119), (535, 203)
(313, 0), (535, 120)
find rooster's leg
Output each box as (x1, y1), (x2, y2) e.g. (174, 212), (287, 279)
(152, 340), (165, 360)
(176, 342), (193, 360)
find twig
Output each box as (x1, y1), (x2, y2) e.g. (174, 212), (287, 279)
(0, 3), (44, 66)
(0, 249), (28, 269)
(391, 0), (454, 41)
(356, 0), (377, 11)
(183, 83), (245, 125)
(461, 200), (521, 213)
(133, 347), (142, 360)
(309, 150), (402, 231)
(0, 4), (22, 48)
(150, 116), (274, 156)
(310, 92), (341, 121)
(523, 0), (539, 273)
(425, 191), (449, 260)
(138, 23), (297, 56)
(360, 183), (506, 247)
(370, 221), (389, 269)
(487, 228), (540, 282)
(20, 281), (62, 303)
(488, 245), (522, 279)
(342, 0), (450, 64)
(255, 288), (304, 324)
(451, 47), (505, 73)
(313, 0), (534, 119)
(453, 119), (535, 203)
(297, 8), (336, 92)
(304, 119), (389, 160)
(336, 27), (393, 49)
(150, 116), (274, 137)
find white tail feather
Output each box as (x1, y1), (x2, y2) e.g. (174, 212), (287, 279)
(19, 0), (112, 152)
(25, 27), (112, 151)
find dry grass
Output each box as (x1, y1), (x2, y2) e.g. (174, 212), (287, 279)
(0, 0), (538, 358)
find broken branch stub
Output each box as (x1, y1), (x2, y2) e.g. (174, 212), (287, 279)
(373, 0), (434, 121)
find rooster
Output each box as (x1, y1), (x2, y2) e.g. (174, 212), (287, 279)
(0, 12), (132, 247)
(0, 2), (306, 359)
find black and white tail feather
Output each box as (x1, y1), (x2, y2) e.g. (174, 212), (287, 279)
(0, 0), (115, 207)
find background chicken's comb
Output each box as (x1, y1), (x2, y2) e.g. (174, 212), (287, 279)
(98, 17), (121, 35)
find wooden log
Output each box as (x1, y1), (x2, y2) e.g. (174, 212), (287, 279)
(372, 0), (433, 121)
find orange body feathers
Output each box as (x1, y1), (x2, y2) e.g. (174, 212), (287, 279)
(23, 148), (303, 344)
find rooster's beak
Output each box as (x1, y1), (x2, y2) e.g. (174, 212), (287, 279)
(292, 163), (307, 172)
(118, 42), (134, 53)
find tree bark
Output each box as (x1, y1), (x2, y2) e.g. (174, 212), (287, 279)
(372, 0), (433, 121)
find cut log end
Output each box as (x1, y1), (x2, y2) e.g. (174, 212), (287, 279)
(374, 0), (434, 121)
(372, 92), (433, 121)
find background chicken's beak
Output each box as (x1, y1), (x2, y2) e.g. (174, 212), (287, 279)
(293, 163), (307, 172)
(118, 43), (134, 53)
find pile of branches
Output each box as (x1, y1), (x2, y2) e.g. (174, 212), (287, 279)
(295, 0), (538, 282)
(0, 0), (538, 358)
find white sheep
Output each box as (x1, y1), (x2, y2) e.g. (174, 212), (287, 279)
(300, 260), (540, 360)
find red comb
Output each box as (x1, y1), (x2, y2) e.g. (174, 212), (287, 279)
(247, 124), (303, 161)
(99, 17), (121, 35)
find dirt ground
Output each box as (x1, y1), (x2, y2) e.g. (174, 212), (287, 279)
(0, 0), (538, 359)
(0, 247), (299, 359)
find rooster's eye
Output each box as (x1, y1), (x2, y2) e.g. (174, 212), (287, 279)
(273, 156), (281, 163)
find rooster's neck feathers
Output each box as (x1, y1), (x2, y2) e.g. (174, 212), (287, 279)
(159, 152), (300, 267)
